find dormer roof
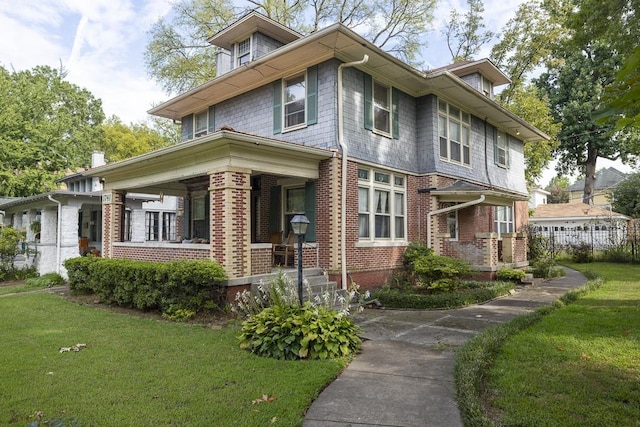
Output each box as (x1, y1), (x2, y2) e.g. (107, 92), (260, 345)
(428, 59), (510, 86)
(207, 11), (302, 50)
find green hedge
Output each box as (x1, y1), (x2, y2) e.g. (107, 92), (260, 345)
(374, 281), (515, 309)
(64, 257), (227, 314)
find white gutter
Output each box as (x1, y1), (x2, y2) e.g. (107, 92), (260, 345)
(338, 54), (369, 290)
(47, 195), (62, 274)
(426, 195), (486, 249)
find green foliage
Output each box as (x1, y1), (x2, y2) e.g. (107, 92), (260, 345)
(0, 227), (25, 271)
(412, 252), (472, 292)
(544, 175), (570, 203)
(611, 172), (640, 217)
(530, 257), (565, 278)
(100, 116), (176, 161)
(25, 273), (65, 288)
(63, 257), (226, 318)
(402, 242), (434, 267)
(238, 303), (361, 360)
(567, 241), (593, 263)
(496, 267), (526, 282)
(0, 65), (104, 196)
(375, 281), (514, 309)
(161, 305), (196, 322)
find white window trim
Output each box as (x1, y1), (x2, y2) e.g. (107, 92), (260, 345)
(372, 79), (392, 137)
(494, 205), (514, 239)
(439, 100), (471, 167)
(282, 71), (307, 133)
(194, 109), (210, 138)
(145, 211), (177, 242)
(447, 209), (458, 241)
(235, 37), (252, 67)
(495, 130), (509, 168)
(357, 167), (406, 242)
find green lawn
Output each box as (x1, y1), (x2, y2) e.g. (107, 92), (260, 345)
(485, 262), (640, 426)
(0, 292), (346, 426)
(0, 280), (48, 296)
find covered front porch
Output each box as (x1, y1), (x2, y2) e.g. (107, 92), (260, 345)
(428, 181), (530, 274)
(87, 130), (338, 282)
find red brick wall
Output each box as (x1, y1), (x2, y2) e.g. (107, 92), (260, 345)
(251, 246), (272, 275)
(112, 245), (210, 262)
(317, 158), (339, 270)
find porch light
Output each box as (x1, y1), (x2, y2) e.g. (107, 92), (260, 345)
(290, 214), (310, 235)
(290, 214), (310, 305)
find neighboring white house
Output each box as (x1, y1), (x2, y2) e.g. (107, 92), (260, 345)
(0, 152), (180, 277)
(530, 203), (630, 250)
(529, 187), (551, 209)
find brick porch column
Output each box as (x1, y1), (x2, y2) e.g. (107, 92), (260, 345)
(475, 232), (499, 266)
(101, 191), (125, 259)
(209, 167), (252, 278)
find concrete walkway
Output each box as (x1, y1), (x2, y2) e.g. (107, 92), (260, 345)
(304, 268), (588, 427)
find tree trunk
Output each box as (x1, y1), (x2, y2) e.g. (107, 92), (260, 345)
(582, 148), (598, 205)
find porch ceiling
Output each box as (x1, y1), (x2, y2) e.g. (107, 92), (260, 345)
(84, 130), (333, 195)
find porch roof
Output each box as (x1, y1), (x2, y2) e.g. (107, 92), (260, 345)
(0, 191), (101, 212)
(148, 25), (548, 143)
(83, 129), (334, 195)
(430, 180), (529, 205)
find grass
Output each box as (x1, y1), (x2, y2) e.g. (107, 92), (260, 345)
(0, 280), (50, 296)
(0, 292), (346, 426)
(457, 262), (640, 426)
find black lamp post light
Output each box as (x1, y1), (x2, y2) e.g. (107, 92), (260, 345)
(290, 214), (310, 305)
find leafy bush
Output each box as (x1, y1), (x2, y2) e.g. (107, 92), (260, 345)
(63, 257), (226, 318)
(403, 242), (434, 267)
(567, 241), (593, 263)
(529, 257), (565, 278)
(0, 227), (25, 271)
(413, 253), (472, 292)
(238, 304), (361, 360)
(496, 267), (526, 282)
(375, 281), (514, 309)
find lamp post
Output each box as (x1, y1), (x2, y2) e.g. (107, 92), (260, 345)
(290, 214), (310, 305)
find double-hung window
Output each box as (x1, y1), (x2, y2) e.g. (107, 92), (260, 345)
(146, 211), (177, 241)
(358, 168), (405, 240)
(236, 37), (251, 66)
(194, 110), (208, 137)
(284, 74), (306, 129)
(495, 130), (509, 167)
(494, 205), (514, 238)
(273, 66), (317, 134)
(439, 100), (471, 166)
(373, 81), (391, 134)
(145, 212), (159, 241)
(364, 74), (399, 138)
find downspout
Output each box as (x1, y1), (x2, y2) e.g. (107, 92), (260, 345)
(47, 195), (62, 274)
(426, 195), (485, 249)
(338, 54), (369, 290)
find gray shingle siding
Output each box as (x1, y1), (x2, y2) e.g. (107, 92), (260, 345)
(181, 58), (527, 194)
(254, 33), (284, 60)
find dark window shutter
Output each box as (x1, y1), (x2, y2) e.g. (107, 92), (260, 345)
(392, 88), (400, 139)
(181, 114), (193, 141)
(306, 66), (318, 125)
(269, 185), (282, 233)
(364, 73), (373, 130)
(273, 80), (282, 134)
(208, 105), (215, 133)
(304, 181), (316, 242)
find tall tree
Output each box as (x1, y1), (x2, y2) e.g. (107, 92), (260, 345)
(144, 0), (236, 94)
(536, 42), (640, 204)
(443, 0), (494, 62)
(500, 85), (560, 186)
(100, 116), (177, 162)
(0, 65), (104, 197)
(490, 0), (571, 103)
(610, 172), (640, 217)
(145, 0), (436, 93)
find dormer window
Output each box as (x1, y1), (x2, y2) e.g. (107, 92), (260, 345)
(236, 37), (251, 66)
(481, 75), (492, 97)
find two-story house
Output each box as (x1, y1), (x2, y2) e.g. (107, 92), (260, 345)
(85, 12), (549, 290)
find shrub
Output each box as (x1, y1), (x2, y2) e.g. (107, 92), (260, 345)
(496, 267), (526, 282)
(375, 281), (514, 309)
(568, 241), (593, 263)
(238, 304), (361, 360)
(403, 242), (434, 267)
(0, 227), (25, 271)
(529, 257), (565, 278)
(63, 257), (226, 318)
(413, 253), (472, 292)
